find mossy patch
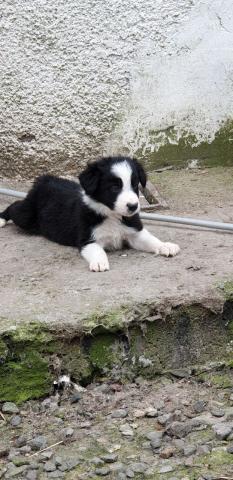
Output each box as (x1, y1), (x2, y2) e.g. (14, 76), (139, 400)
(83, 307), (129, 333)
(89, 333), (126, 372)
(0, 349), (51, 404)
(0, 338), (8, 362)
(137, 120), (233, 169)
(197, 448), (233, 470)
(219, 280), (233, 301)
(197, 371), (233, 388)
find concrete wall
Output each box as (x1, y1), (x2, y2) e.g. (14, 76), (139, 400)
(0, 0), (194, 177)
(108, 0), (233, 169)
(0, 0), (232, 178)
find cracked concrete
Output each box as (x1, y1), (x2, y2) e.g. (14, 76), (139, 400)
(0, 167), (232, 332)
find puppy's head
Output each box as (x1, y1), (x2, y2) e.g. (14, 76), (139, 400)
(79, 156), (147, 217)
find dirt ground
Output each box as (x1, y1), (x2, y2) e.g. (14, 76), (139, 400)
(0, 167), (232, 332)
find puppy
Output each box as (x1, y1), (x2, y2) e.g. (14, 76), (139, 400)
(0, 156), (180, 271)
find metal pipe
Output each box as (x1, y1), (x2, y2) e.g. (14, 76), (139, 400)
(140, 212), (233, 232)
(0, 187), (26, 199)
(0, 186), (233, 232)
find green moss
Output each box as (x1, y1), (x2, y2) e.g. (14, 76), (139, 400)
(136, 120), (233, 169)
(58, 342), (92, 382)
(198, 449), (233, 468)
(0, 349), (51, 404)
(7, 322), (54, 346)
(89, 333), (123, 370)
(198, 371), (233, 388)
(211, 373), (233, 388)
(220, 281), (233, 301)
(83, 307), (128, 333)
(0, 338), (8, 361)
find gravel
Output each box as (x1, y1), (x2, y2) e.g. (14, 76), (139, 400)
(1, 371), (233, 479)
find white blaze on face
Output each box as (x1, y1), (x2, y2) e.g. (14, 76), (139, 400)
(111, 161), (139, 216)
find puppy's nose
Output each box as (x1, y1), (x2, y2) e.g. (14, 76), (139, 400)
(127, 202), (138, 213)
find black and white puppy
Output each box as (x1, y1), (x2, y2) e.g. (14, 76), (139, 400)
(0, 156), (180, 271)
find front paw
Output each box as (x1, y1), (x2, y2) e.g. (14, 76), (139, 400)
(89, 259), (110, 272)
(159, 242), (180, 257)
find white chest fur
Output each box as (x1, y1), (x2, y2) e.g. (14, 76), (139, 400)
(93, 217), (134, 251)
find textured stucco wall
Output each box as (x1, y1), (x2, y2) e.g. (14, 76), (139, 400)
(0, 0), (194, 178)
(107, 0), (233, 167)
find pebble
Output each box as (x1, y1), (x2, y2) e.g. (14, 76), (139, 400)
(90, 457), (105, 466)
(58, 458), (81, 472)
(145, 407), (158, 418)
(111, 410), (128, 419)
(157, 413), (172, 425)
(5, 465), (28, 479)
(29, 436), (47, 451)
(119, 424), (134, 437)
(159, 446), (175, 458)
(40, 450), (54, 460)
(133, 410), (145, 419)
(19, 445), (31, 454)
(213, 423), (232, 440)
(2, 403), (19, 414)
(227, 444), (233, 454)
(145, 431), (163, 449)
(26, 471), (38, 480)
(183, 445), (196, 456)
(44, 461), (57, 472)
(159, 465), (174, 473)
(210, 407), (225, 417)
(126, 469), (134, 478)
(110, 463), (125, 473)
(130, 463), (147, 473)
(197, 445), (211, 455)
(10, 416), (22, 427)
(95, 467), (111, 476)
(193, 400), (207, 414)
(15, 435), (28, 448)
(61, 427), (74, 438)
(70, 393), (82, 404)
(117, 474), (126, 480)
(167, 419), (202, 438)
(101, 454), (118, 463)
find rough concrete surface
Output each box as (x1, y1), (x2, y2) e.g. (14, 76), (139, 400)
(0, 167), (232, 333)
(0, 0), (194, 177)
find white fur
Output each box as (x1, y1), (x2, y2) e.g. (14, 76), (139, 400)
(93, 217), (136, 250)
(81, 242), (110, 272)
(127, 228), (180, 257)
(0, 218), (6, 228)
(111, 161), (139, 216)
(82, 191), (114, 218)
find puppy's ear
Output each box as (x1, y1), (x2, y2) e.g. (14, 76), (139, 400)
(79, 162), (100, 195)
(133, 158), (147, 188)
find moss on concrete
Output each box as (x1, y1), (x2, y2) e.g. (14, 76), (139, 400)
(0, 349), (51, 404)
(1, 299), (233, 402)
(89, 333), (124, 371)
(0, 338), (8, 361)
(220, 280), (233, 301)
(138, 120), (233, 169)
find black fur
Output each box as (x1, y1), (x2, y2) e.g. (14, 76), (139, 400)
(0, 156), (146, 251)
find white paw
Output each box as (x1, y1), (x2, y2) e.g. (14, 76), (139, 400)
(159, 242), (180, 257)
(0, 218), (6, 228)
(89, 259), (110, 272)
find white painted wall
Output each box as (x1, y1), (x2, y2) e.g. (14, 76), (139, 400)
(0, 0), (193, 177)
(107, 0), (233, 158)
